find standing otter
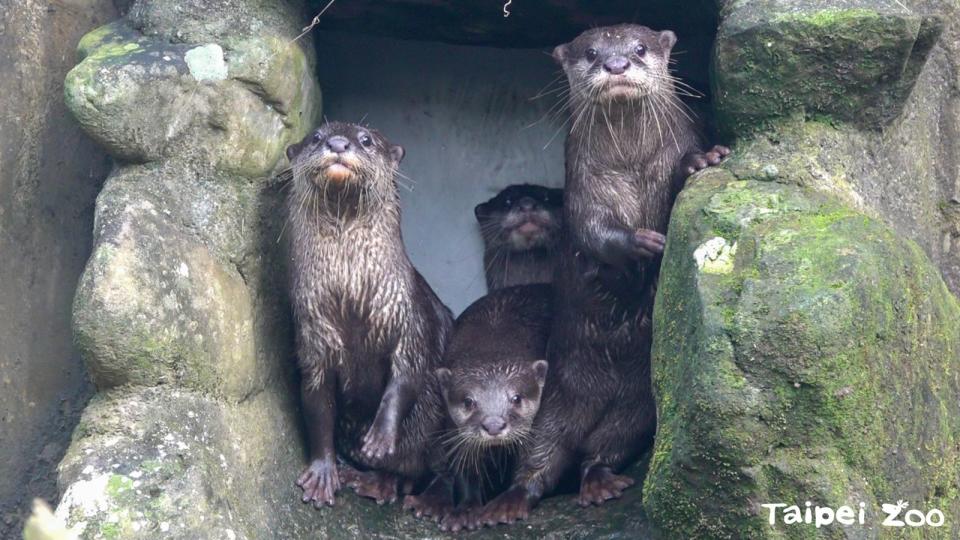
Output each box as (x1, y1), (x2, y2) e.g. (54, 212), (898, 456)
(473, 24), (729, 526)
(403, 285), (551, 532)
(286, 121), (453, 507)
(475, 185), (563, 290)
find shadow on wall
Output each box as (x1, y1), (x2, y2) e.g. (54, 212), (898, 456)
(0, 0), (117, 537)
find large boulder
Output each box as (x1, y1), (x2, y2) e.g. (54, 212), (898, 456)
(642, 2), (960, 537)
(644, 169), (960, 538)
(55, 0), (326, 537)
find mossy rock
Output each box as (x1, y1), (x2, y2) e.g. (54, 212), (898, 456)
(53, 386), (655, 539)
(64, 20), (319, 176)
(714, 0), (944, 136)
(644, 169), (960, 538)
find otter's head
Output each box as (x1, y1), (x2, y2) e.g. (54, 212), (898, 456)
(475, 184), (563, 253)
(285, 121), (405, 194)
(436, 360), (548, 448)
(553, 24), (676, 104)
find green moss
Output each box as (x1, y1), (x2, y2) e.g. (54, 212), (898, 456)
(646, 172), (960, 538)
(773, 8), (883, 27)
(714, 3), (936, 136)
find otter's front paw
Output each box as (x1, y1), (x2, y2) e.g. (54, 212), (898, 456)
(680, 145), (731, 176)
(630, 229), (666, 259)
(297, 458), (340, 508)
(474, 486), (531, 528)
(440, 506), (478, 532)
(576, 465), (634, 507)
(360, 422), (397, 462)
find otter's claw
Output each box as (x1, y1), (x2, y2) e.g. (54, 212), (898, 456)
(361, 423), (397, 462)
(577, 466), (634, 507)
(341, 467), (401, 505)
(440, 506), (478, 532)
(631, 229), (666, 259)
(297, 458), (340, 508)
(681, 145), (731, 176)
(473, 486), (531, 528)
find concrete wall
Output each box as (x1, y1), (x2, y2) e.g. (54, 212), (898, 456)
(0, 0), (116, 535)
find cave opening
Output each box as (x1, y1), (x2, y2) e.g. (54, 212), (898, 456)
(309, 0), (720, 312)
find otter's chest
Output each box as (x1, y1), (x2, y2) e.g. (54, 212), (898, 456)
(294, 230), (412, 345)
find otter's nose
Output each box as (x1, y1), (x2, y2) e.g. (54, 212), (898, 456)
(517, 197), (537, 211)
(603, 56), (631, 75)
(326, 136), (351, 153)
(481, 417), (507, 436)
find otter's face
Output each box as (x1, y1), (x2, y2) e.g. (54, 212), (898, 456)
(437, 360), (548, 446)
(553, 24), (676, 103)
(475, 184), (563, 253)
(285, 121), (405, 191)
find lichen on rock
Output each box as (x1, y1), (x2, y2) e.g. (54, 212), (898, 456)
(644, 168), (960, 538)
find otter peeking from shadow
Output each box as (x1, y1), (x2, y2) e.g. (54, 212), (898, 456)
(285, 121), (453, 508)
(402, 285), (552, 532)
(472, 24), (730, 527)
(475, 185), (563, 290)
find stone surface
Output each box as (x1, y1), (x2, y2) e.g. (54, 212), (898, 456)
(57, 385), (655, 539)
(714, 0), (944, 136)
(56, 0), (322, 537)
(644, 169), (960, 538)
(0, 1), (117, 537)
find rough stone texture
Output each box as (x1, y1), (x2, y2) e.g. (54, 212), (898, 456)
(55, 0), (324, 537)
(644, 1), (960, 537)
(0, 1), (117, 537)
(714, 0), (944, 135)
(714, 0), (960, 296)
(645, 170), (960, 539)
(57, 385), (655, 539)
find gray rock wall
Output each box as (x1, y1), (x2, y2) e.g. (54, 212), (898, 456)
(0, 1), (117, 536)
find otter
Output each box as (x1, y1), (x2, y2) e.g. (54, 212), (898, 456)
(286, 121), (453, 508)
(473, 24), (729, 526)
(475, 185), (563, 290)
(402, 285), (552, 532)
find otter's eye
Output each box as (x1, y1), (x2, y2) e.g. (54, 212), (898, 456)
(359, 134), (373, 147)
(635, 45), (647, 57)
(312, 132), (323, 142)
(585, 48), (598, 62)
(504, 198), (513, 207)
(510, 394), (522, 406)
(463, 397), (475, 410)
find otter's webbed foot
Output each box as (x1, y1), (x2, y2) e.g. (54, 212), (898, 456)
(297, 457), (340, 508)
(576, 465), (634, 507)
(440, 506), (479, 532)
(403, 475), (454, 522)
(341, 466), (402, 505)
(679, 144), (731, 177)
(474, 485), (533, 528)
(360, 419), (398, 462)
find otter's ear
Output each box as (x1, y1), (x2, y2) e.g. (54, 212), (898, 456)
(435, 368), (452, 392)
(552, 44), (568, 64)
(390, 145), (405, 164)
(285, 142), (302, 161)
(659, 30), (677, 53)
(531, 360), (548, 386)
(474, 203), (489, 222)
